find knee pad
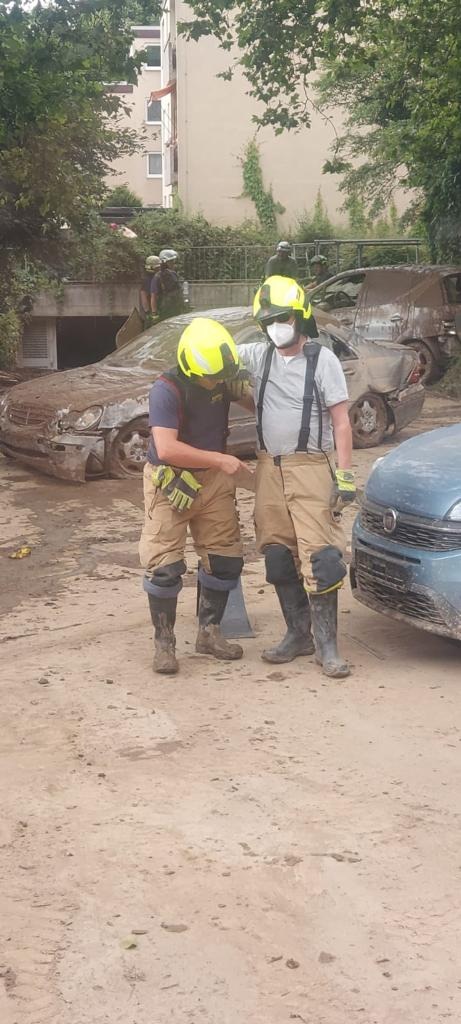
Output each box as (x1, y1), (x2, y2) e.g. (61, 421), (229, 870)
(199, 554), (244, 592)
(143, 559), (186, 598)
(310, 545), (346, 593)
(264, 544), (298, 585)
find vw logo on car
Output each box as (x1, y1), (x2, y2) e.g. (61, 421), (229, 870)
(383, 508), (398, 533)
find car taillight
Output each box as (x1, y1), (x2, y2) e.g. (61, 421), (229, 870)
(407, 363), (422, 385)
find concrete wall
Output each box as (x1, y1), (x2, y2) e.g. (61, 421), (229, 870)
(33, 282), (254, 319)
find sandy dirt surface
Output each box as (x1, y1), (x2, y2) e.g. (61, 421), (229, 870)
(1, 393), (461, 1024)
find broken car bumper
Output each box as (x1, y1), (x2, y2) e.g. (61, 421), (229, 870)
(388, 382), (425, 433)
(0, 425), (104, 483)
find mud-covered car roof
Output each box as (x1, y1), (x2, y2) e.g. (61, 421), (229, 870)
(326, 264), (460, 277)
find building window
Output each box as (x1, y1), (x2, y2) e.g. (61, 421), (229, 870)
(145, 44), (161, 69)
(146, 98), (161, 123)
(147, 153), (163, 178)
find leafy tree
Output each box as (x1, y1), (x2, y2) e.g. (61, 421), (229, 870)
(0, 0), (161, 367)
(181, 0), (461, 260)
(0, 0), (161, 246)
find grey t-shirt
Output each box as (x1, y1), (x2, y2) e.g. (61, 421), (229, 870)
(238, 341), (348, 455)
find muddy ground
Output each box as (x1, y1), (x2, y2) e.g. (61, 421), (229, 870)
(1, 393), (461, 1024)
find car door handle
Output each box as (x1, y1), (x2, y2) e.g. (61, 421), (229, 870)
(341, 318), (354, 326)
(344, 368), (355, 376)
(390, 314), (403, 322)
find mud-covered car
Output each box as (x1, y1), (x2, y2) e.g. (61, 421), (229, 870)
(351, 424), (461, 641)
(0, 307), (424, 482)
(309, 264), (461, 383)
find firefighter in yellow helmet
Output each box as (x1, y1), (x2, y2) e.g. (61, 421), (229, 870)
(139, 317), (252, 675)
(238, 276), (356, 678)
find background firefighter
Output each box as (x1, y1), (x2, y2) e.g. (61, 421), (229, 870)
(150, 248), (185, 321)
(238, 275), (356, 679)
(139, 318), (253, 675)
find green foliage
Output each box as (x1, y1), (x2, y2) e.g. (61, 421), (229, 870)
(0, 253), (58, 368)
(296, 191), (335, 241)
(105, 185), (143, 208)
(0, 0), (161, 366)
(240, 140), (285, 231)
(0, 310), (22, 370)
(52, 210), (275, 286)
(437, 356), (461, 399)
(0, 0), (160, 244)
(181, 0), (461, 262)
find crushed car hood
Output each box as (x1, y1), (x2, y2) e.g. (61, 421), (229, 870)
(6, 363), (158, 412)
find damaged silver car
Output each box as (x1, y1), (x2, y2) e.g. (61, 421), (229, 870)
(0, 307), (424, 482)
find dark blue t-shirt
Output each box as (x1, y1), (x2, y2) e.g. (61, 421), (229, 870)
(147, 374), (230, 466)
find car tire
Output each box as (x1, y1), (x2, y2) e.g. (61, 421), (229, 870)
(108, 416), (150, 478)
(349, 392), (388, 448)
(405, 339), (440, 384)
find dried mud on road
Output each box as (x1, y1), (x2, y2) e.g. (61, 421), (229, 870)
(1, 394), (460, 1024)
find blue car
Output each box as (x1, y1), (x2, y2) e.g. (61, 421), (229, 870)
(351, 424), (461, 641)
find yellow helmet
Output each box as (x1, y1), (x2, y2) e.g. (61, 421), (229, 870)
(253, 275), (312, 324)
(177, 318), (240, 380)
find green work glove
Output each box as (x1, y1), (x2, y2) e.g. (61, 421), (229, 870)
(167, 470), (202, 512)
(151, 464), (176, 490)
(330, 469), (357, 512)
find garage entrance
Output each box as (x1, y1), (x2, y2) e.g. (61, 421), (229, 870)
(56, 316), (126, 370)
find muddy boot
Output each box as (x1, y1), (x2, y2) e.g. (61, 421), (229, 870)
(148, 594), (178, 675)
(196, 587), (243, 661)
(262, 581), (315, 663)
(309, 591), (350, 679)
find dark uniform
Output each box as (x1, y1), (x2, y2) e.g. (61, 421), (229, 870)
(264, 253), (300, 281)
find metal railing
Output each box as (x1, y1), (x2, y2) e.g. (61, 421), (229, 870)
(182, 238), (424, 282)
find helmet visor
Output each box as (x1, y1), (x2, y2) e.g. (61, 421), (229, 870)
(260, 311), (293, 327)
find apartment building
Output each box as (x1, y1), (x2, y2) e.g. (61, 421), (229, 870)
(158, 2), (346, 227)
(106, 26), (164, 207)
(105, 13), (347, 226)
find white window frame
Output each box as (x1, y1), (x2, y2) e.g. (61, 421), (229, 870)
(145, 98), (162, 124)
(144, 43), (161, 70)
(147, 152), (163, 179)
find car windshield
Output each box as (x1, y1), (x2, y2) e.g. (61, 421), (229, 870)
(103, 309), (254, 369)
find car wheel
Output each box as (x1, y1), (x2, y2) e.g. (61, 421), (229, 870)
(349, 392), (388, 448)
(405, 340), (440, 384)
(108, 416), (150, 478)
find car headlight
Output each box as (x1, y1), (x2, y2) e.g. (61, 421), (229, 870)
(447, 500), (461, 522)
(65, 406), (103, 431)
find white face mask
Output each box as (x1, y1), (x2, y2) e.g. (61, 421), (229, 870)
(266, 321), (296, 349)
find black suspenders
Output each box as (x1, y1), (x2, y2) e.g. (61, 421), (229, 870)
(296, 342), (322, 451)
(256, 341), (322, 453)
(256, 345), (275, 451)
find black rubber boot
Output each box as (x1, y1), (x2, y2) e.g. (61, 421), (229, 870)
(196, 587), (243, 660)
(148, 594), (178, 675)
(262, 581), (315, 663)
(309, 591), (350, 679)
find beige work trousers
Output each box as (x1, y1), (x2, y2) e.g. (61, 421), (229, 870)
(139, 463), (243, 573)
(255, 452), (345, 592)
